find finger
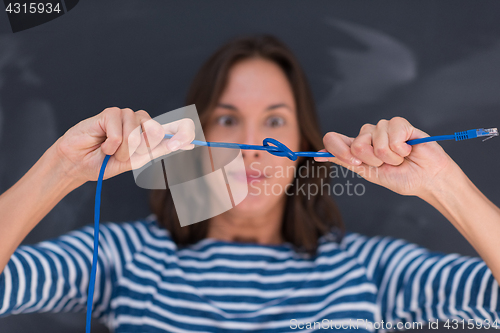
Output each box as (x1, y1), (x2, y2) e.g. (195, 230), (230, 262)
(359, 123), (376, 136)
(142, 118), (166, 151)
(114, 108), (141, 162)
(320, 132), (362, 166)
(372, 119), (405, 166)
(129, 140), (171, 171)
(127, 125), (142, 157)
(163, 118), (196, 152)
(99, 107), (123, 156)
(351, 131), (384, 167)
(133, 110), (152, 155)
(128, 111), (171, 171)
(387, 116), (414, 157)
(314, 148), (336, 163)
(408, 127), (431, 142)
(313, 148), (368, 175)
(179, 143), (195, 150)
(135, 111), (165, 155)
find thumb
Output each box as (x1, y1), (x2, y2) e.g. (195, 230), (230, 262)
(388, 119), (429, 157)
(163, 118), (196, 151)
(315, 148), (370, 179)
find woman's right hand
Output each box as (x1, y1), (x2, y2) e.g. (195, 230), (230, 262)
(54, 107), (196, 184)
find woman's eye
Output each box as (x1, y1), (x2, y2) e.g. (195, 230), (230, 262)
(216, 115), (238, 127)
(266, 116), (285, 128)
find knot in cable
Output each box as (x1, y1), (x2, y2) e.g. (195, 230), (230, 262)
(262, 138), (297, 161)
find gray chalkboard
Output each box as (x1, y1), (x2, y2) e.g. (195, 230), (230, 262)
(0, 1), (499, 332)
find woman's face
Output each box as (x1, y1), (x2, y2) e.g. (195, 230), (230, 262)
(204, 57), (300, 218)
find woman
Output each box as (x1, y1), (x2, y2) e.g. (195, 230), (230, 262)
(1, 35), (499, 332)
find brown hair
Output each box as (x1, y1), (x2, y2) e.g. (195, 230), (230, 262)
(150, 35), (344, 253)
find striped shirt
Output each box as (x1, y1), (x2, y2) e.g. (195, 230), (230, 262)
(1, 216), (499, 332)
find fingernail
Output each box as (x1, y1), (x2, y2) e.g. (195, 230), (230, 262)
(315, 157), (329, 162)
(168, 140), (180, 151)
(351, 158), (362, 165)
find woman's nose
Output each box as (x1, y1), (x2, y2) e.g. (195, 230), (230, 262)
(240, 127), (262, 159)
(242, 150), (260, 159)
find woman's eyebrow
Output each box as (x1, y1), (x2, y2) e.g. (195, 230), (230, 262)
(216, 103), (238, 111)
(216, 103), (292, 112)
(266, 103), (292, 112)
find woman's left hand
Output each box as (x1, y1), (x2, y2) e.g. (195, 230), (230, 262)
(315, 117), (457, 197)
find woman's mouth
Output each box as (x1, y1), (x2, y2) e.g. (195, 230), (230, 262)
(228, 170), (269, 183)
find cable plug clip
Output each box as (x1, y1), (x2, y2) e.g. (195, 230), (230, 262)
(454, 128), (498, 142)
(477, 128), (499, 142)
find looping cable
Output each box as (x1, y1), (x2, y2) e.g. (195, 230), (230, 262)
(85, 126), (497, 333)
(262, 138), (298, 161)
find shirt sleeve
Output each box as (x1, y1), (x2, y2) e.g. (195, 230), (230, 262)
(341, 232), (500, 328)
(0, 220), (145, 324)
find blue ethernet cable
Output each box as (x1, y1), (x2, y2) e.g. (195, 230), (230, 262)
(85, 154), (109, 333)
(85, 127), (497, 333)
(406, 128), (499, 145)
(163, 127), (498, 161)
